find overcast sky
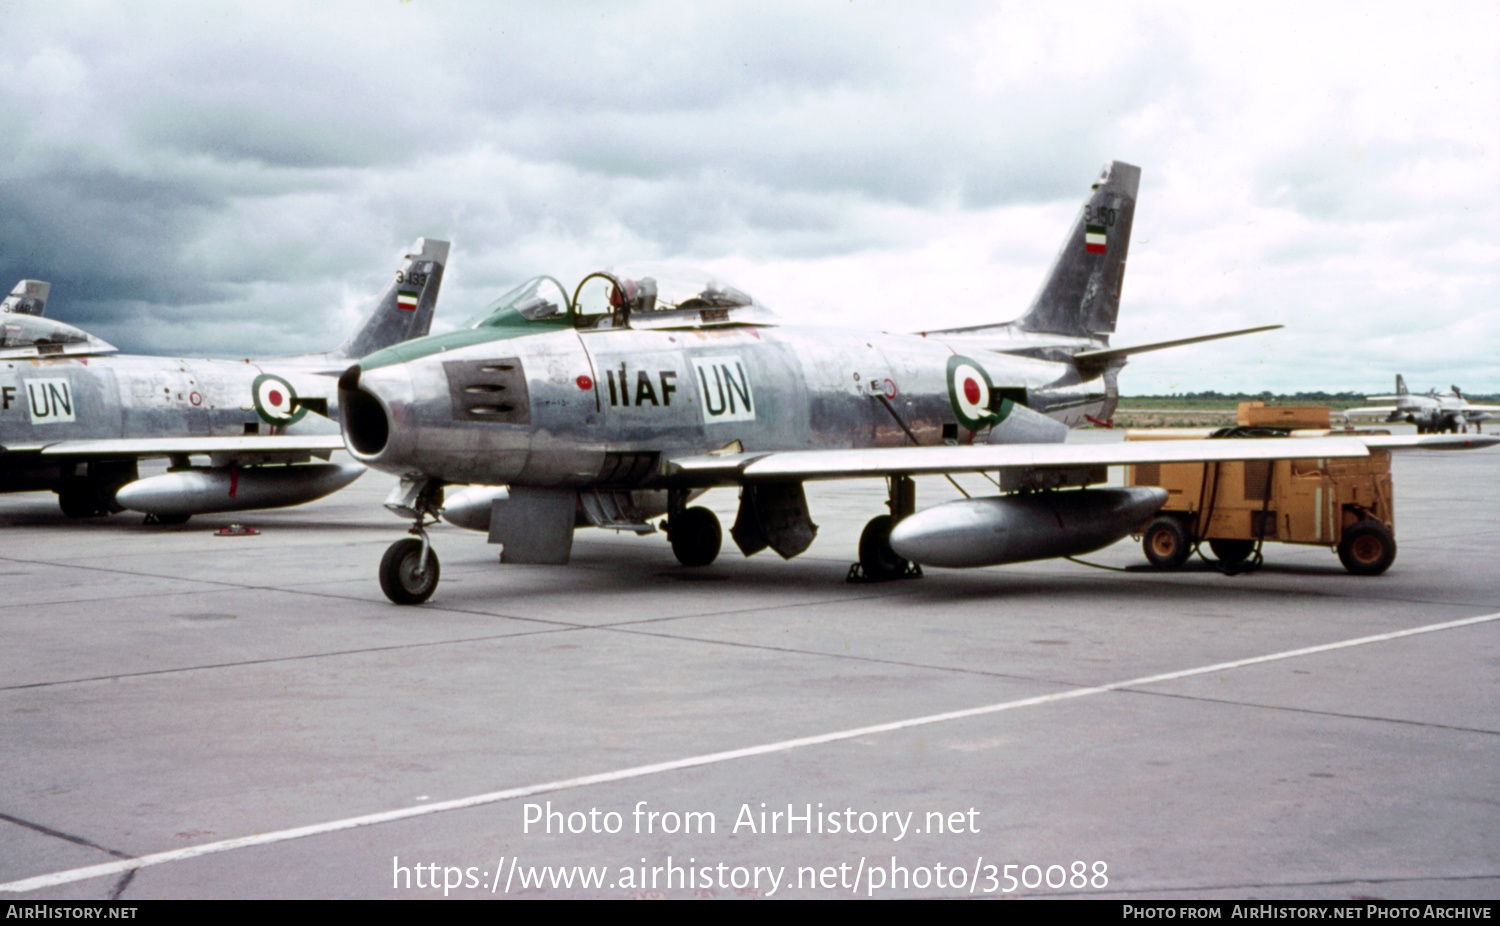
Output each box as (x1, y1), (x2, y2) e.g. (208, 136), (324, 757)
(2, 1), (1496, 394)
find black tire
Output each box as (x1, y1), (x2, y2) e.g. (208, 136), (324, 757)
(1142, 515), (1192, 569)
(144, 512), (192, 525)
(1207, 538), (1255, 566)
(859, 514), (910, 580)
(1338, 520), (1396, 576)
(669, 507), (722, 567)
(58, 481), (103, 518)
(380, 538), (440, 604)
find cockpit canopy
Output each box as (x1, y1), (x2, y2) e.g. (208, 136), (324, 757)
(0, 314), (117, 360)
(464, 265), (770, 332)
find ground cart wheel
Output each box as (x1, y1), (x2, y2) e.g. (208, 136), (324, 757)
(1207, 538), (1255, 567)
(669, 506), (722, 567)
(858, 514), (910, 580)
(1337, 521), (1396, 576)
(1142, 515), (1192, 569)
(380, 537), (440, 604)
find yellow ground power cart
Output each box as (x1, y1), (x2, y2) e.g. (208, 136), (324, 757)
(1125, 404), (1397, 575)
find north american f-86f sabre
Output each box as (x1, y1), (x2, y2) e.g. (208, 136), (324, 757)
(0, 239), (448, 522)
(336, 163), (1496, 604)
(1343, 375), (1500, 434)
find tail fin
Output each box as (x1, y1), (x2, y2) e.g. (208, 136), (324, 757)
(1, 280), (51, 317)
(1396, 374), (1408, 396)
(1015, 160), (1140, 338)
(332, 238), (450, 360)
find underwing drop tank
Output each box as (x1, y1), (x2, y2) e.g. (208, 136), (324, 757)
(888, 486), (1167, 568)
(115, 463), (365, 517)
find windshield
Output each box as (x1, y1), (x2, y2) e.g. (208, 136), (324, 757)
(463, 276), (572, 329)
(0, 315), (116, 358)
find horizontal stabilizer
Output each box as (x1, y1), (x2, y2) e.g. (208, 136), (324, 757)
(1073, 325), (1282, 363)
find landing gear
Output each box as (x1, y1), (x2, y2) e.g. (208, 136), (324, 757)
(668, 506), (722, 567)
(58, 480), (105, 518)
(143, 512), (192, 525)
(857, 514), (910, 580)
(849, 475), (920, 582)
(1142, 515), (1192, 569)
(56, 462), (138, 518)
(381, 537), (441, 604)
(380, 478), (445, 604)
(1338, 520), (1396, 576)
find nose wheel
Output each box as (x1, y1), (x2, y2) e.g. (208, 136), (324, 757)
(381, 537), (441, 604)
(380, 477), (445, 605)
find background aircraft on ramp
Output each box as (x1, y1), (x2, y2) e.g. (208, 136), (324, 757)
(0, 238), (449, 523)
(1343, 374), (1500, 433)
(334, 163), (1497, 604)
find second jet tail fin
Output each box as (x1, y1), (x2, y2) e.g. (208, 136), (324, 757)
(331, 238), (450, 361)
(1015, 160), (1140, 338)
(1, 280), (51, 317)
(1396, 374), (1408, 396)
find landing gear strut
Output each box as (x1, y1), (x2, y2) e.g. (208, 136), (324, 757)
(380, 478), (444, 605)
(850, 475), (921, 582)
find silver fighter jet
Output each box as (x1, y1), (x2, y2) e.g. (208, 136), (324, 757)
(336, 163), (1497, 604)
(1343, 375), (1500, 434)
(1, 238), (449, 522)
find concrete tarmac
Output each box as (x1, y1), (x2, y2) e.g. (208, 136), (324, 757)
(0, 433), (1496, 900)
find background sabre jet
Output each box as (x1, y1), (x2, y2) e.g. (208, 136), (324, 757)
(1343, 374), (1500, 434)
(0, 238), (449, 523)
(335, 162), (1497, 604)
(1, 280), (51, 318)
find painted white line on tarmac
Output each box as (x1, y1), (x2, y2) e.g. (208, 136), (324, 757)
(4, 610), (1496, 893)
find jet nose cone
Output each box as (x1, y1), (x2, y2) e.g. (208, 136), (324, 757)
(340, 363), (412, 466)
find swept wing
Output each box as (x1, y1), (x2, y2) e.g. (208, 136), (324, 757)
(664, 434), (1496, 484)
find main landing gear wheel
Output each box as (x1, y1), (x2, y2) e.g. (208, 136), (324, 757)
(858, 514), (911, 581)
(1142, 515), (1192, 569)
(380, 537), (441, 604)
(143, 512), (192, 526)
(57, 481), (105, 518)
(669, 506), (722, 567)
(1338, 520), (1396, 576)
(1207, 538), (1255, 567)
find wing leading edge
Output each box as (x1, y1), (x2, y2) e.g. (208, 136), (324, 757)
(665, 433), (1498, 483)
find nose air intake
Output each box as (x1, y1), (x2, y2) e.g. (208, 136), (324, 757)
(339, 365), (390, 457)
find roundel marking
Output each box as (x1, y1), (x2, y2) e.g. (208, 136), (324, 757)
(882, 378), (898, 400)
(946, 355), (998, 432)
(252, 373), (308, 426)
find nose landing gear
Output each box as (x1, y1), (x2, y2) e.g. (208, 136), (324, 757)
(380, 478), (445, 605)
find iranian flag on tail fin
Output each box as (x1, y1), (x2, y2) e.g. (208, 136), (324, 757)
(1084, 224), (1107, 254)
(396, 289), (419, 311)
